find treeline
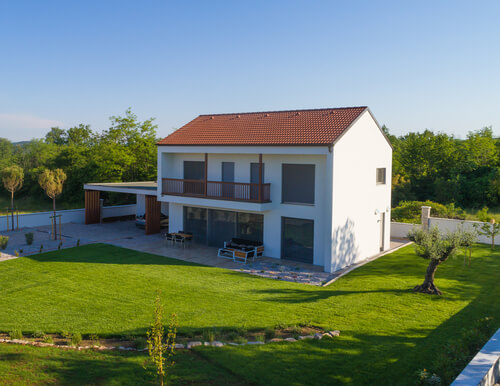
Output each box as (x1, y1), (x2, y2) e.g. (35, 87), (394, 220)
(0, 109), (158, 207)
(0, 111), (498, 210)
(385, 127), (499, 209)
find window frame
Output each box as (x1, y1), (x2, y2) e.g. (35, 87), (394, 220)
(376, 167), (386, 185)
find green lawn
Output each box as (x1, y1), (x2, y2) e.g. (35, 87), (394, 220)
(0, 243), (498, 385)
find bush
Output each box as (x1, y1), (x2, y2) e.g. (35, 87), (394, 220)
(71, 332), (82, 347)
(8, 329), (23, 340)
(134, 336), (147, 350)
(25, 232), (34, 245)
(255, 333), (265, 342)
(0, 236), (9, 250)
(43, 335), (54, 344)
(428, 317), (495, 384)
(60, 330), (71, 339)
(32, 330), (46, 339)
(264, 327), (275, 340)
(202, 328), (216, 343)
(233, 336), (247, 344)
(392, 200), (466, 223)
(476, 207), (493, 222)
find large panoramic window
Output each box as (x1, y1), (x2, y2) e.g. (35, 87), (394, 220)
(282, 164), (315, 204)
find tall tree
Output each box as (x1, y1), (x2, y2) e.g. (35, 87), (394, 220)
(44, 127), (67, 145)
(38, 169), (67, 239)
(408, 226), (477, 295)
(1, 165), (24, 229)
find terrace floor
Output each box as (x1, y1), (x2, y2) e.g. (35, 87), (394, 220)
(0, 220), (409, 285)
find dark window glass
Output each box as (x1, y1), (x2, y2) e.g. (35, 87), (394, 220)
(183, 206), (207, 243)
(281, 217), (314, 263)
(376, 168), (386, 185)
(282, 164), (315, 204)
(236, 212), (263, 243)
(184, 161), (205, 180)
(221, 162), (235, 199)
(208, 209), (236, 247)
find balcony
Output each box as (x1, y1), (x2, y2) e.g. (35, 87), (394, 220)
(162, 178), (271, 203)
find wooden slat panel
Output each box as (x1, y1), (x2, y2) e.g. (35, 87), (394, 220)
(145, 195), (161, 235)
(85, 190), (100, 224)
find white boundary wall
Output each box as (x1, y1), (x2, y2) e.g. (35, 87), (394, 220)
(429, 217), (499, 245)
(391, 222), (418, 238)
(0, 205), (136, 231)
(452, 328), (500, 386)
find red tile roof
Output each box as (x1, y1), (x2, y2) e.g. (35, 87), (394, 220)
(157, 107), (368, 146)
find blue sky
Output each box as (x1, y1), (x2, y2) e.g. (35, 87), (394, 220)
(0, 0), (499, 141)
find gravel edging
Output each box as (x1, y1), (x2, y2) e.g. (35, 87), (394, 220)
(0, 331), (340, 352)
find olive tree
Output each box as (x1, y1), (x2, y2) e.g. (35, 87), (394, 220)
(38, 169), (67, 239)
(1, 165), (24, 229)
(408, 226), (477, 295)
(475, 220), (500, 250)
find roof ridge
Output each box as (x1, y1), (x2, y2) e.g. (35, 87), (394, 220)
(197, 106), (367, 117)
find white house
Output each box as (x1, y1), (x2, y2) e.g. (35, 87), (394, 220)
(155, 107), (392, 273)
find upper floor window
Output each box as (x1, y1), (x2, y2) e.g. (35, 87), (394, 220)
(376, 168), (386, 185)
(282, 164), (315, 205)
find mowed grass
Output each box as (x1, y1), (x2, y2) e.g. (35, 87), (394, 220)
(0, 243), (498, 385)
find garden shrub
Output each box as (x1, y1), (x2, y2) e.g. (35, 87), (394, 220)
(202, 328), (216, 343)
(25, 232), (34, 245)
(32, 330), (46, 339)
(8, 329), (23, 340)
(0, 236), (9, 250)
(428, 317), (495, 384)
(234, 336), (247, 344)
(43, 335), (54, 344)
(71, 332), (82, 347)
(255, 333), (265, 342)
(264, 327), (275, 340)
(391, 200), (466, 223)
(134, 336), (147, 350)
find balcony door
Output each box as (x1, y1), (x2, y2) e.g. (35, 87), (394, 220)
(250, 163), (264, 200)
(183, 161), (205, 195)
(281, 217), (314, 264)
(221, 162), (235, 199)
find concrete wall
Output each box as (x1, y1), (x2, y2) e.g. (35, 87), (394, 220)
(452, 328), (500, 386)
(391, 222), (418, 238)
(429, 217), (500, 245)
(0, 205), (136, 231)
(330, 110), (392, 272)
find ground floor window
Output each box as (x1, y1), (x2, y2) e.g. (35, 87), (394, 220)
(183, 206), (263, 246)
(281, 217), (314, 264)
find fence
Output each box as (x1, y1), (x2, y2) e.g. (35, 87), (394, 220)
(390, 206), (499, 245)
(1, 205), (136, 232)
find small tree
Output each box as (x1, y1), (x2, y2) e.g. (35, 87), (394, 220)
(475, 219), (500, 250)
(408, 226), (477, 295)
(147, 292), (177, 386)
(38, 169), (67, 239)
(1, 165), (24, 229)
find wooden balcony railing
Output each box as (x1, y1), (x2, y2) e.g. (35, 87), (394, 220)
(162, 178), (271, 203)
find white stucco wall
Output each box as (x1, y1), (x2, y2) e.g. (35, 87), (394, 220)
(330, 110), (392, 272)
(158, 147), (331, 266)
(391, 222), (418, 238)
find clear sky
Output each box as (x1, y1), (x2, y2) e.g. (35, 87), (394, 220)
(0, 0), (499, 142)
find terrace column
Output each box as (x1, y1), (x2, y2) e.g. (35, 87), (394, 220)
(145, 195), (161, 235)
(258, 153), (263, 202)
(85, 190), (100, 224)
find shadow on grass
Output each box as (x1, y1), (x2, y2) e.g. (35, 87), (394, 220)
(24, 243), (205, 267)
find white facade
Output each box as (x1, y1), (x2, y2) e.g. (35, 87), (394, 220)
(157, 109), (392, 273)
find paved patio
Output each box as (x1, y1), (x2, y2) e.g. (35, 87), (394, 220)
(0, 220), (409, 286)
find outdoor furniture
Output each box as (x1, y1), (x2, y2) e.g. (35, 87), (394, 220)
(171, 232), (193, 248)
(218, 238), (264, 263)
(165, 233), (175, 244)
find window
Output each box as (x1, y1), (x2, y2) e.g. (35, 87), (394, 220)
(281, 217), (314, 263)
(376, 168), (386, 185)
(282, 164), (315, 204)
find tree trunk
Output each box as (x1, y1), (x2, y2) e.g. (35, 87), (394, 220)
(413, 259), (442, 295)
(10, 191), (14, 230)
(53, 197), (57, 240)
